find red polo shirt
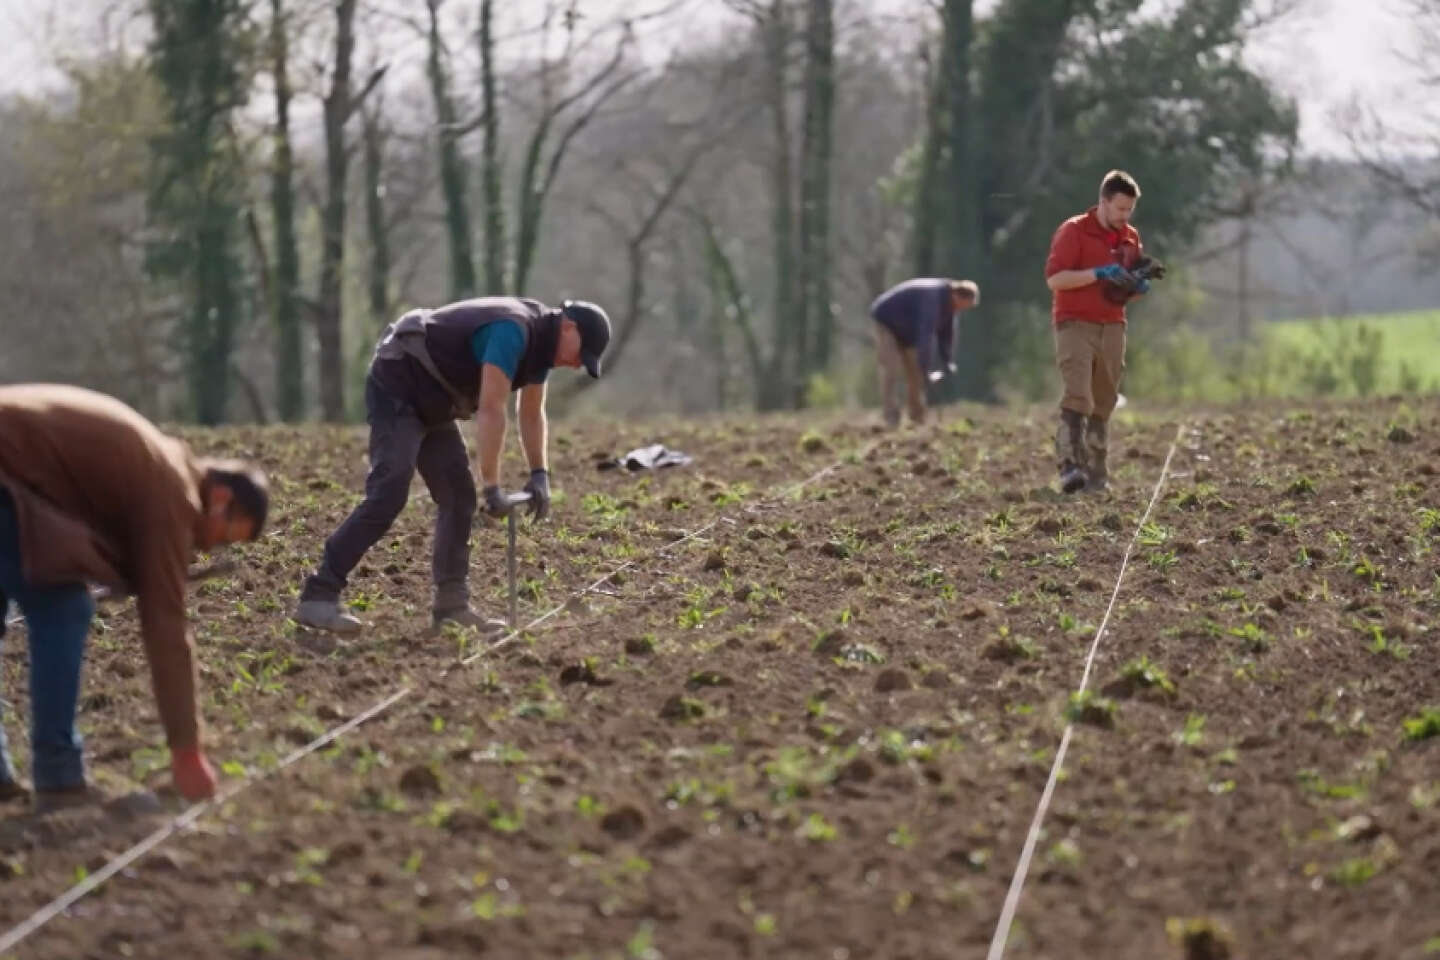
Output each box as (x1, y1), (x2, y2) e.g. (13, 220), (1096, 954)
(1045, 206), (1143, 324)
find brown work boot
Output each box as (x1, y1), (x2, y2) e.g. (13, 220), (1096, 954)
(1055, 409), (1089, 494)
(1085, 416), (1109, 492)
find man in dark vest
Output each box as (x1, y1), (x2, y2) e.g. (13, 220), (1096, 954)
(295, 297), (611, 634)
(870, 278), (980, 427)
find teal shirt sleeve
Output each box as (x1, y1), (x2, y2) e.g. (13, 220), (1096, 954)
(470, 322), (526, 382)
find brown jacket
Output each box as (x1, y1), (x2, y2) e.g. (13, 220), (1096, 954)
(0, 385), (204, 750)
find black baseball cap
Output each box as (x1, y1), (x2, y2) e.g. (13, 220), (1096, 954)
(561, 299), (611, 378)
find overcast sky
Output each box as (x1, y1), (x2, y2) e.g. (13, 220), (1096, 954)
(0, 0), (1425, 156)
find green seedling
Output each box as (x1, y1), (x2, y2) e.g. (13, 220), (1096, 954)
(1164, 917), (1236, 958)
(1402, 708), (1440, 742)
(1117, 655), (1176, 695)
(798, 430), (830, 453)
(1330, 858), (1378, 887)
(1286, 475), (1317, 497)
(1297, 768), (1367, 800)
(799, 812), (838, 841)
(1148, 550), (1179, 572)
(1064, 691), (1116, 728)
(982, 629), (1037, 662)
(1137, 522), (1171, 547)
(1228, 622), (1272, 653)
(1174, 714), (1206, 747)
(887, 823), (917, 850)
(1046, 838), (1082, 869)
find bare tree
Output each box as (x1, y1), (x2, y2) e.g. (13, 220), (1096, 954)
(796, 0), (835, 391)
(1340, 0), (1440, 217)
(426, 0), (478, 300)
(269, 0), (304, 419)
(479, 0), (506, 291)
(362, 95), (392, 329)
(315, 0), (385, 421)
(510, 7), (643, 294)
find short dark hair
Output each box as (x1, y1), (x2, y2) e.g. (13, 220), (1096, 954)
(203, 460), (269, 539)
(1099, 169), (1141, 200)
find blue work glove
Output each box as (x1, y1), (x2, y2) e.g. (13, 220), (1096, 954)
(522, 468), (551, 521)
(1093, 263), (1128, 282)
(1134, 277), (1151, 295)
(482, 484), (510, 518)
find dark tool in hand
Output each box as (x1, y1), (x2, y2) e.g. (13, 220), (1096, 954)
(495, 491), (533, 629)
(1101, 255), (1167, 304)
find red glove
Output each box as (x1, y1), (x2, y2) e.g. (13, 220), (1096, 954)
(171, 746), (219, 801)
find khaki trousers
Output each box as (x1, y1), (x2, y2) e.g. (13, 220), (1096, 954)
(1054, 320), (1125, 420)
(874, 324), (926, 427)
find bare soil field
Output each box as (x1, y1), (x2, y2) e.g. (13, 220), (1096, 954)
(0, 398), (1436, 960)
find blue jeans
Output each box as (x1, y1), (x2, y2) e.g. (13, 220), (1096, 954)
(0, 490), (90, 791)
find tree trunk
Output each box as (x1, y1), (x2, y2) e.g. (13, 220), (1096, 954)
(759, 0), (796, 411)
(193, 218), (239, 424)
(317, 0), (358, 421)
(479, 0), (506, 292)
(145, 0), (249, 425)
(1237, 218), (1252, 340)
(269, 0), (303, 420)
(363, 103), (391, 330)
(911, 41), (944, 277)
(554, 148), (709, 402)
(231, 360), (270, 423)
(428, 0), (477, 301)
(700, 215), (765, 400)
(513, 41), (633, 295)
(797, 0), (835, 394)
(935, 0), (986, 401)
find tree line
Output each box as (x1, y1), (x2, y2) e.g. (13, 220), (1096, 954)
(0, 0), (1308, 423)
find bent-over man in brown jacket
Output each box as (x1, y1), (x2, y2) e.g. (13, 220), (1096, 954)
(0, 385), (268, 811)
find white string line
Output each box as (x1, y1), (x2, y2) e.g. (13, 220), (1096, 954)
(0, 428), (884, 952)
(985, 421), (1187, 960)
(0, 687), (410, 957)
(462, 434), (884, 665)
(461, 517), (726, 664)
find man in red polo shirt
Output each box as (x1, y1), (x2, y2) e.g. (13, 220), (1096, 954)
(1044, 170), (1150, 494)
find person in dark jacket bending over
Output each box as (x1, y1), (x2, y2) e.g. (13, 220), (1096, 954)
(870, 278), (980, 427)
(295, 297), (611, 635)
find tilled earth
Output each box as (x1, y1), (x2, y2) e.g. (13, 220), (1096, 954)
(0, 399), (1437, 960)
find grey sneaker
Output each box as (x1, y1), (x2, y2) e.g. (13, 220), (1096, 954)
(1059, 464), (1087, 494)
(295, 600), (363, 634)
(432, 607), (508, 635)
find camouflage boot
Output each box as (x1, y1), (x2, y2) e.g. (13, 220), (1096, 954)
(1055, 409), (1088, 494)
(1085, 416), (1109, 493)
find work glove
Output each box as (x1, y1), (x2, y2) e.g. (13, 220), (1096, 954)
(482, 484), (510, 518)
(1134, 255), (1167, 281)
(522, 468), (551, 521)
(1093, 263), (1130, 283)
(171, 746), (218, 801)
